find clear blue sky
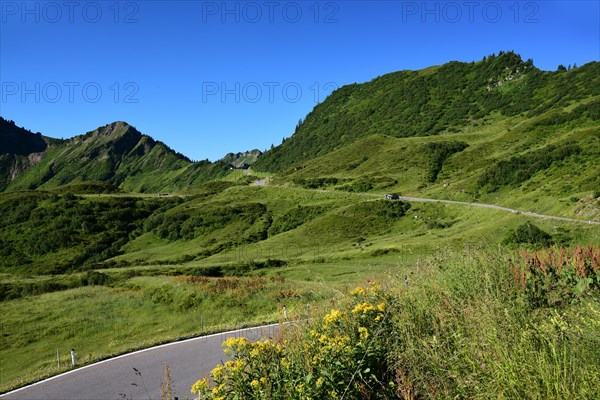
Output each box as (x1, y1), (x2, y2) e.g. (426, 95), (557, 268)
(1, 1), (598, 161)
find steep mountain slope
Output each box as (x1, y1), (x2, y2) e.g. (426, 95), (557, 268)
(0, 118), (50, 155)
(0, 121), (229, 192)
(274, 97), (600, 218)
(3, 52), (597, 195)
(0, 118), (61, 191)
(220, 149), (262, 168)
(254, 52), (600, 171)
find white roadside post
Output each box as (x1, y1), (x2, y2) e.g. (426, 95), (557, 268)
(70, 348), (76, 366)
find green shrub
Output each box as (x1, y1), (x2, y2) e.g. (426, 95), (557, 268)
(478, 143), (581, 191)
(370, 247), (400, 257)
(504, 222), (553, 247)
(268, 206), (328, 236)
(424, 141), (469, 182)
(82, 270), (113, 286)
(292, 177), (341, 189)
(0, 194), (167, 273)
(146, 202), (268, 242)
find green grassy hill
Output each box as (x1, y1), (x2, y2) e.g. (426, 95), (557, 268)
(1, 51), (599, 393)
(1, 51), (598, 278)
(254, 52), (599, 172)
(273, 102), (600, 218)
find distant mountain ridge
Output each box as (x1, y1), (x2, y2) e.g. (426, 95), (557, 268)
(0, 119), (230, 192)
(221, 149), (263, 169)
(2, 51), (599, 193)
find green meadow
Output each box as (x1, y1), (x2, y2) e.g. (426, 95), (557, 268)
(1, 179), (598, 391)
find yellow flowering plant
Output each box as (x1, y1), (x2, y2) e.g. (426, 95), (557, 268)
(192, 282), (396, 399)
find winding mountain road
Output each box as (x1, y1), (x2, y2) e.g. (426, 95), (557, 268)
(1, 324), (280, 400)
(313, 189), (600, 226)
(394, 195), (600, 225)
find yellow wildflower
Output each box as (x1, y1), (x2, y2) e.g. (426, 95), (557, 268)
(352, 302), (376, 314)
(358, 326), (369, 341)
(190, 378), (209, 394)
(333, 335), (350, 348)
(232, 359), (245, 371)
(250, 379), (260, 388)
(212, 364), (224, 380)
(318, 334), (351, 352)
(350, 287), (366, 296)
(222, 337), (248, 356)
(324, 308), (343, 326)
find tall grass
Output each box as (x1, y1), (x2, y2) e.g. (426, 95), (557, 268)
(192, 245), (600, 399)
(389, 245), (599, 398)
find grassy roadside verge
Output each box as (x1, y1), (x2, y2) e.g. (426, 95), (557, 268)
(0, 276), (336, 393)
(192, 245), (600, 399)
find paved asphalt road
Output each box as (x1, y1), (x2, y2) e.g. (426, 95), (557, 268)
(395, 196), (600, 225)
(1, 324), (280, 400)
(314, 190), (600, 226)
